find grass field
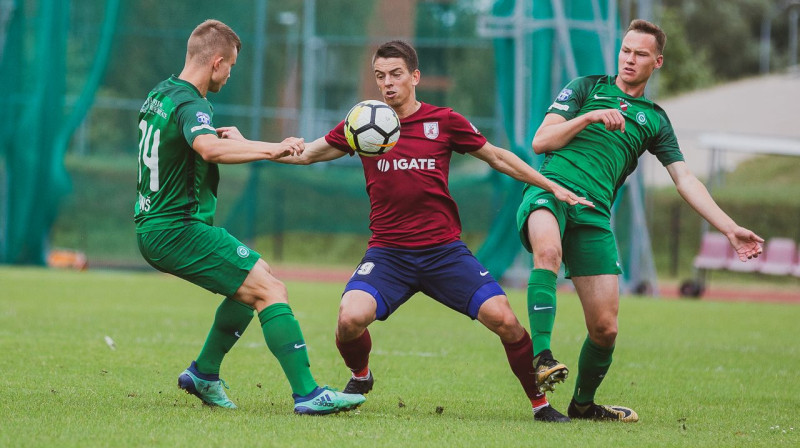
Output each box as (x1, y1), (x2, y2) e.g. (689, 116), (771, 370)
(1, 267), (798, 447)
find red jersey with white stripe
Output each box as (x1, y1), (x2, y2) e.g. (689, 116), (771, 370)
(325, 102), (487, 249)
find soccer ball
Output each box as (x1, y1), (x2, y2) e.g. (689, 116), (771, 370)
(344, 100), (400, 156)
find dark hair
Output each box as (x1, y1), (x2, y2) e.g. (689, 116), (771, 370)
(187, 19), (242, 63)
(626, 19), (666, 54)
(373, 40), (418, 72)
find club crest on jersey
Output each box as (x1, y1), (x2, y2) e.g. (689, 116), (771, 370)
(556, 88), (573, 102)
(196, 111), (211, 125)
(424, 122), (439, 140)
(619, 100), (629, 112)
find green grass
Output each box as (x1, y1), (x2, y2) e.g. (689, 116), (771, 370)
(1, 267), (798, 447)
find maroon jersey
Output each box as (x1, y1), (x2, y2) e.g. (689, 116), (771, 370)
(325, 102), (487, 249)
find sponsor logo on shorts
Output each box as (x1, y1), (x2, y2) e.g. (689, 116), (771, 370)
(355, 262), (375, 276)
(535, 199), (549, 205)
(236, 246), (250, 258)
(636, 112), (647, 124)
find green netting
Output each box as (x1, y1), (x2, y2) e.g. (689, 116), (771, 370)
(1, 0), (70, 264)
(0, 0), (118, 264)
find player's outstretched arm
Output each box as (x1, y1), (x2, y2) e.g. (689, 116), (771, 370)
(666, 161), (764, 261)
(268, 136), (346, 165)
(470, 142), (593, 207)
(193, 131), (303, 164)
(532, 109), (626, 154)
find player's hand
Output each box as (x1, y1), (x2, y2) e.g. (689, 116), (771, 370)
(587, 109), (626, 133)
(551, 183), (594, 208)
(217, 126), (246, 141)
(726, 227), (764, 261)
(275, 137), (305, 158)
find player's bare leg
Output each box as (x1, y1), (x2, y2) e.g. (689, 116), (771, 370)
(567, 275), (637, 422)
(526, 210), (569, 391)
(336, 290), (378, 394)
(477, 296), (569, 422)
(572, 274), (619, 349)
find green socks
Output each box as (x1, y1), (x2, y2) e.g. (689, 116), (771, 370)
(527, 269), (558, 356)
(573, 336), (614, 404)
(528, 268), (615, 404)
(194, 300), (318, 397)
(258, 303), (317, 396)
(195, 298), (254, 375)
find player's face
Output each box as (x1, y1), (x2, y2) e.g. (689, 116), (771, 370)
(208, 47), (238, 93)
(617, 31), (662, 88)
(373, 57), (420, 109)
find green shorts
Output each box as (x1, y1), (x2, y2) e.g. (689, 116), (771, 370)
(516, 182), (622, 278)
(137, 224), (260, 297)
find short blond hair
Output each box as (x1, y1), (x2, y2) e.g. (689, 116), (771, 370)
(186, 19), (241, 64)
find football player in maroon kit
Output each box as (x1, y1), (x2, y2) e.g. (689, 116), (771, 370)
(219, 40), (592, 422)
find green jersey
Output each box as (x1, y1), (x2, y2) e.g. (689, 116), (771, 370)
(538, 75), (683, 209)
(135, 76), (219, 233)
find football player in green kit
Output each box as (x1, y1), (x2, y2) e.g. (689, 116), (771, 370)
(516, 19), (764, 422)
(135, 19), (364, 414)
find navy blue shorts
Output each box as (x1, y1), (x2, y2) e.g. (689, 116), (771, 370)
(343, 241), (505, 320)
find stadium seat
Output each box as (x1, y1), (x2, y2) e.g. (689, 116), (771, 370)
(693, 232), (734, 270)
(758, 237), (797, 276)
(726, 241), (763, 273)
(793, 247), (800, 278)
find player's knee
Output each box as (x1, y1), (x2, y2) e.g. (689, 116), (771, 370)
(250, 276), (289, 309)
(589, 320), (618, 347)
(533, 245), (561, 271)
(337, 302), (371, 336)
(492, 314), (523, 341)
(267, 278), (289, 302)
(479, 297), (523, 340)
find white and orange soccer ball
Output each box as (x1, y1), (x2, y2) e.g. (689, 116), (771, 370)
(344, 100), (400, 157)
